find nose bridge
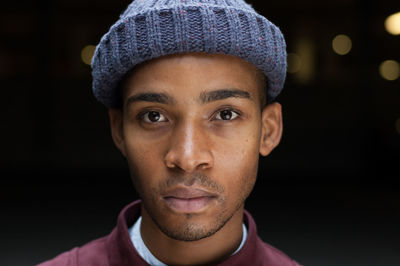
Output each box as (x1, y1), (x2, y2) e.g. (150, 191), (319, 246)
(165, 118), (212, 172)
(179, 120), (196, 156)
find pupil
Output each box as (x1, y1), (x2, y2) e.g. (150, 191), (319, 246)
(221, 110), (232, 120)
(148, 111), (160, 122)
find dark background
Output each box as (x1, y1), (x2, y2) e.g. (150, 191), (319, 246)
(1, 0), (399, 265)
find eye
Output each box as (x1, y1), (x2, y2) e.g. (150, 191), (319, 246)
(142, 111), (168, 123)
(215, 109), (239, 121)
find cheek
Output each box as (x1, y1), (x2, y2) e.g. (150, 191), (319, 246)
(215, 134), (260, 199)
(123, 126), (165, 168)
(123, 135), (165, 193)
(217, 123), (261, 167)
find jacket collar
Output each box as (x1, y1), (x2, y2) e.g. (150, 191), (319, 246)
(106, 200), (260, 266)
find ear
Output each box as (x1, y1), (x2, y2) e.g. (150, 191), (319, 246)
(259, 102), (283, 156)
(108, 108), (127, 157)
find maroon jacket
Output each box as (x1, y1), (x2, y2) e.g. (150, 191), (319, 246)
(39, 200), (300, 266)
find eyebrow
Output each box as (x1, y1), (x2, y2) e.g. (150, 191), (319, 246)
(125, 88), (252, 107)
(199, 89), (252, 104)
(125, 92), (175, 107)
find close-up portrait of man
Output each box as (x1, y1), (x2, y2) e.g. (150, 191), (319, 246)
(2, 0), (400, 265)
(38, 0), (300, 265)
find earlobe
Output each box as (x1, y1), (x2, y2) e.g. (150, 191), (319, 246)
(108, 108), (127, 157)
(259, 102), (283, 157)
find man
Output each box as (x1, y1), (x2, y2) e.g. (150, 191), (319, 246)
(41, 0), (300, 265)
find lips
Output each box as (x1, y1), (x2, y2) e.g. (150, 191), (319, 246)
(163, 187), (216, 213)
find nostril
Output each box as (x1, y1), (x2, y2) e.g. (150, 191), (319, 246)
(164, 155), (178, 169)
(164, 153), (213, 173)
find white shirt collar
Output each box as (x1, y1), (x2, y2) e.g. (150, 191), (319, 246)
(129, 216), (248, 265)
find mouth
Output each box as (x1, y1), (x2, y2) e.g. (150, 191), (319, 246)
(162, 187), (217, 213)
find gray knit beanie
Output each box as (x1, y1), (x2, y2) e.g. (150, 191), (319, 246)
(91, 0), (287, 108)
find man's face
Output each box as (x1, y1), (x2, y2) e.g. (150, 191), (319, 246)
(109, 53), (282, 241)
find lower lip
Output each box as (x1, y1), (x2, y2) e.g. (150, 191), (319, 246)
(164, 197), (214, 213)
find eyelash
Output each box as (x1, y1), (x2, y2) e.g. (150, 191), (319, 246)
(137, 109), (168, 123)
(212, 108), (241, 121)
(136, 107), (241, 124)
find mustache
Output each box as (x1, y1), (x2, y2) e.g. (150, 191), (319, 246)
(159, 172), (224, 194)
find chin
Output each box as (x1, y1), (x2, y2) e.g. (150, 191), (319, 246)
(155, 211), (230, 242)
(147, 197), (241, 242)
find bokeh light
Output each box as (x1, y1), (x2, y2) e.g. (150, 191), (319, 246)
(396, 118), (400, 135)
(287, 53), (302, 73)
(294, 38), (315, 84)
(385, 12), (400, 35)
(379, 60), (400, 81)
(332, 34), (352, 55)
(81, 45), (96, 65)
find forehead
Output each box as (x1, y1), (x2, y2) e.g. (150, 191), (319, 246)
(122, 53), (261, 103)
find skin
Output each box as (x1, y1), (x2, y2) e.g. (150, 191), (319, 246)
(109, 53), (283, 265)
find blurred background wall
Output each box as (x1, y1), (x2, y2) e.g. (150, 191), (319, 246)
(1, 0), (399, 265)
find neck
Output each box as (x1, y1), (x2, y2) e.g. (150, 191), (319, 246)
(140, 205), (244, 265)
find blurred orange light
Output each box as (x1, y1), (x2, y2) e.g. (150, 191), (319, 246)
(81, 45), (96, 65)
(385, 12), (400, 35)
(379, 60), (400, 81)
(287, 53), (302, 73)
(332, 34), (352, 55)
(396, 118), (400, 135)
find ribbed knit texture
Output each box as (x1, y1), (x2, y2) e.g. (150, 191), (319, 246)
(91, 0), (287, 108)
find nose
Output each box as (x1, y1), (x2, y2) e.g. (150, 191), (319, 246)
(164, 122), (213, 173)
